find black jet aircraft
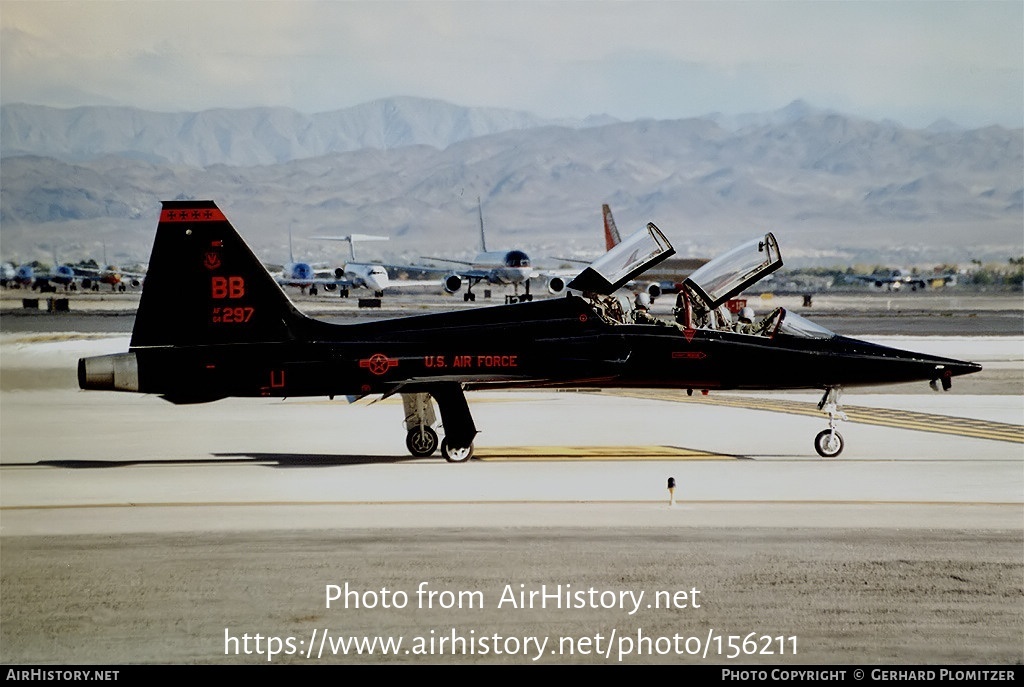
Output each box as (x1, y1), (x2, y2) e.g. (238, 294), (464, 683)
(79, 200), (982, 460)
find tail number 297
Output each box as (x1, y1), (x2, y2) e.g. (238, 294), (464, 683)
(211, 306), (254, 323)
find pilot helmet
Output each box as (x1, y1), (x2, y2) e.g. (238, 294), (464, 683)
(635, 292), (651, 310)
(739, 306), (755, 322)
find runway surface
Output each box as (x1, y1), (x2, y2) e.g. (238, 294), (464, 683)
(2, 381), (1021, 534)
(0, 294), (1021, 664)
(1, 309), (1020, 534)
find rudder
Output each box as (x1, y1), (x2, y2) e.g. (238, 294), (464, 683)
(602, 204), (621, 251)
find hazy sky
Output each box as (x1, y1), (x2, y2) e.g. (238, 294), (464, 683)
(1, 0), (1021, 128)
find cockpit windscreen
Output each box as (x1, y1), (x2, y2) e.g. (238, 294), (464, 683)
(777, 310), (836, 339)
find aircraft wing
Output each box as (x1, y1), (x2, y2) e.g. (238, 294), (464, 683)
(417, 256), (475, 267)
(275, 275), (358, 288)
(72, 265), (147, 278)
(385, 278), (446, 290)
(850, 274), (906, 284)
(378, 261), (463, 277)
(454, 268), (496, 281)
(378, 262), (495, 286)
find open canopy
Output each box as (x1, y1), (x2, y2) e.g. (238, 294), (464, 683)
(567, 222), (675, 295)
(683, 232), (782, 309)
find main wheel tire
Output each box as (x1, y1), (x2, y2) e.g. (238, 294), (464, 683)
(441, 438), (474, 463)
(405, 427), (439, 457)
(814, 429), (844, 458)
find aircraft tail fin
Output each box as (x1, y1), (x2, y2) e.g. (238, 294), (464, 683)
(478, 196), (488, 253)
(602, 204), (622, 251)
(311, 234), (389, 262)
(130, 200), (308, 348)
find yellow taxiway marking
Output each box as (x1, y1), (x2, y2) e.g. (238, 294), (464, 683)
(472, 445), (730, 461)
(290, 390), (1022, 444)
(611, 391), (1024, 444)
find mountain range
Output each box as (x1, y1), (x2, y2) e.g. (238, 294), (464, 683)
(1, 97), (1020, 268)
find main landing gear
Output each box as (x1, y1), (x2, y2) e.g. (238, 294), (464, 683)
(403, 392), (439, 456)
(814, 387), (847, 457)
(504, 279), (534, 304)
(463, 277), (480, 302)
(440, 439), (474, 463)
(401, 384), (478, 462)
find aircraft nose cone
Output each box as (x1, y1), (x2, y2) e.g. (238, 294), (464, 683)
(929, 359), (981, 391)
(943, 360), (983, 378)
(937, 360), (983, 380)
(832, 336), (983, 389)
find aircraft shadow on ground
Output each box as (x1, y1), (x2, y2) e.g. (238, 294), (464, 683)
(34, 453), (423, 469)
(30, 451), (759, 469)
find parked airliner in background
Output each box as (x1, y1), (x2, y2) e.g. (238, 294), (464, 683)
(404, 199), (536, 303)
(1, 254), (145, 292)
(275, 230), (390, 297)
(547, 205), (709, 301)
(308, 234), (391, 297)
(2, 262), (79, 290)
(395, 198), (631, 304)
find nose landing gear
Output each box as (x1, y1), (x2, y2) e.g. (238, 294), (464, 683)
(815, 387), (847, 458)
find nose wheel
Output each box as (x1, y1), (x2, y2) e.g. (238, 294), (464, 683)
(814, 429), (844, 458)
(815, 387), (847, 458)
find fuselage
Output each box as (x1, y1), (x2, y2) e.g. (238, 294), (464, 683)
(281, 261), (316, 284)
(10, 263), (78, 288)
(346, 263), (389, 292)
(473, 250), (532, 285)
(81, 295), (981, 404)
